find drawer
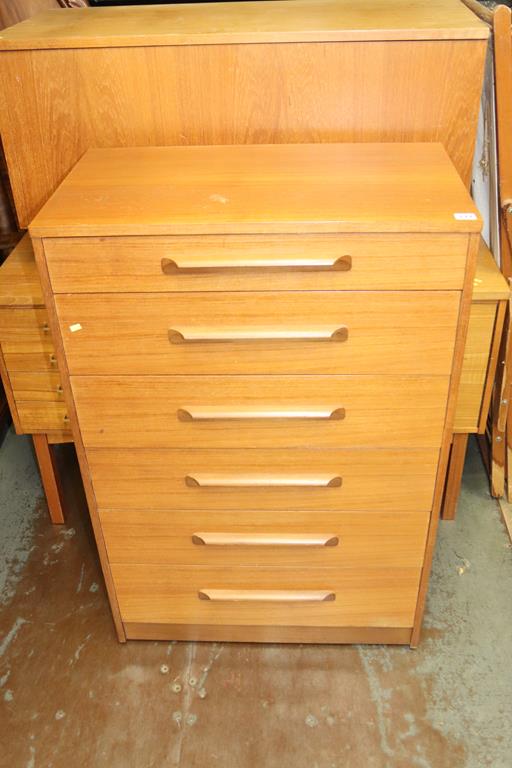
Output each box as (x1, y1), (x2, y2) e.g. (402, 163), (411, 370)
(10, 371), (64, 402)
(1, 351), (59, 373)
(43, 234), (468, 293)
(16, 401), (68, 433)
(100, 509), (429, 569)
(111, 564), (421, 628)
(87, 447), (439, 512)
(56, 291), (460, 375)
(0, 308), (54, 354)
(74, 374), (450, 449)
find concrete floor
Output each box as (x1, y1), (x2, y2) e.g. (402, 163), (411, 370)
(0, 430), (511, 768)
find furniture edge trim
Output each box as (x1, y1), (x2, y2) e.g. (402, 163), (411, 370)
(32, 236), (126, 642)
(0, 342), (22, 433)
(411, 231), (480, 646)
(123, 622), (412, 645)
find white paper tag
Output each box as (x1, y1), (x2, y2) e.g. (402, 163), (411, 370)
(453, 212), (478, 221)
(69, 323), (82, 333)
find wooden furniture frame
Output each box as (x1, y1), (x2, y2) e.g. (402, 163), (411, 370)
(442, 237), (509, 519)
(0, 234), (72, 523)
(0, 0), (488, 229)
(30, 142), (481, 645)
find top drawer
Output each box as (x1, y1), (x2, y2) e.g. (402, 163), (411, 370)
(42, 234), (468, 293)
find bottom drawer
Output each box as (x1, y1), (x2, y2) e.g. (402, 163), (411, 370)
(111, 564), (421, 628)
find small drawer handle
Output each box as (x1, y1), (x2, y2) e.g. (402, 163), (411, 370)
(198, 589), (336, 602)
(185, 474), (342, 488)
(192, 532), (339, 547)
(177, 406), (345, 422)
(49, 354), (57, 367)
(168, 327), (348, 344)
(161, 255), (352, 274)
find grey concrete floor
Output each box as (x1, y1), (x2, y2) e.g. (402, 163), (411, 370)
(0, 428), (511, 768)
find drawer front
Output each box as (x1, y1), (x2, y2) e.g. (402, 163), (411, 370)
(454, 302), (497, 433)
(9, 371), (64, 402)
(0, 308), (53, 354)
(56, 291), (460, 375)
(2, 351), (59, 373)
(73, 374), (450, 449)
(100, 509), (429, 569)
(16, 401), (68, 434)
(111, 564), (421, 628)
(44, 234), (468, 293)
(87, 448), (439, 512)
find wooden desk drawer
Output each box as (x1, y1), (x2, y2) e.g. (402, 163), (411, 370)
(43, 234), (468, 293)
(56, 291), (460, 375)
(0, 308), (54, 354)
(87, 447), (438, 512)
(100, 509), (429, 569)
(454, 302), (498, 433)
(111, 564), (421, 628)
(9, 371), (64, 402)
(73, 374), (449, 449)
(1, 351), (59, 373)
(16, 401), (68, 433)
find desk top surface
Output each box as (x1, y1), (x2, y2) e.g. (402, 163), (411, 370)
(29, 143), (481, 238)
(0, 0), (488, 51)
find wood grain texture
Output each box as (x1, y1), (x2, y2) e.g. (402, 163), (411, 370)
(0, 342), (21, 433)
(86, 447), (439, 513)
(30, 144), (481, 238)
(440, 433), (469, 521)
(72, 374), (450, 450)
(100, 509), (429, 569)
(0, 37), (485, 230)
(478, 300), (508, 434)
(0, 2), (487, 226)
(0, 0), (488, 49)
(453, 302), (498, 432)
(55, 290), (460, 376)
(0, 234), (44, 306)
(123, 622), (411, 644)
(32, 432), (64, 524)
(0, 307), (53, 353)
(43, 233), (468, 293)
(31, 236), (126, 641)
(411, 231), (479, 646)
(110, 564), (422, 628)
(472, 237), (510, 300)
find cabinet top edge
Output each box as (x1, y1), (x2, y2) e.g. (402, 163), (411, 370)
(0, 0), (489, 51)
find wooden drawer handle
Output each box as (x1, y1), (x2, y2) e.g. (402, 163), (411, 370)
(177, 406), (345, 422)
(198, 589), (336, 602)
(192, 532), (339, 547)
(168, 327), (348, 344)
(161, 255), (352, 274)
(185, 474), (342, 488)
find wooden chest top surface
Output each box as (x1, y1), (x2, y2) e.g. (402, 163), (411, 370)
(29, 143), (481, 238)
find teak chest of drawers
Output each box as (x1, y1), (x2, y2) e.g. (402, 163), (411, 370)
(29, 143), (481, 646)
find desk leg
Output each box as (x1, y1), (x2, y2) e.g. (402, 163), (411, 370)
(441, 434), (469, 521)
(33, 434), (65, 525)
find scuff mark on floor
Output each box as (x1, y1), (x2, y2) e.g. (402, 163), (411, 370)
(76, 563), (85, 594)
(0, 617), (28, 657)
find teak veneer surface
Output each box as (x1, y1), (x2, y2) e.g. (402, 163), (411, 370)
(56, 290), (460, 376)
(0, 0), (487, 49)
(100, 509), (430, 569)
(72, 374), (450, 450)
(30, 144), (481, 237)
(43, 234), (468, 293)
(30, 143), (481, 644)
